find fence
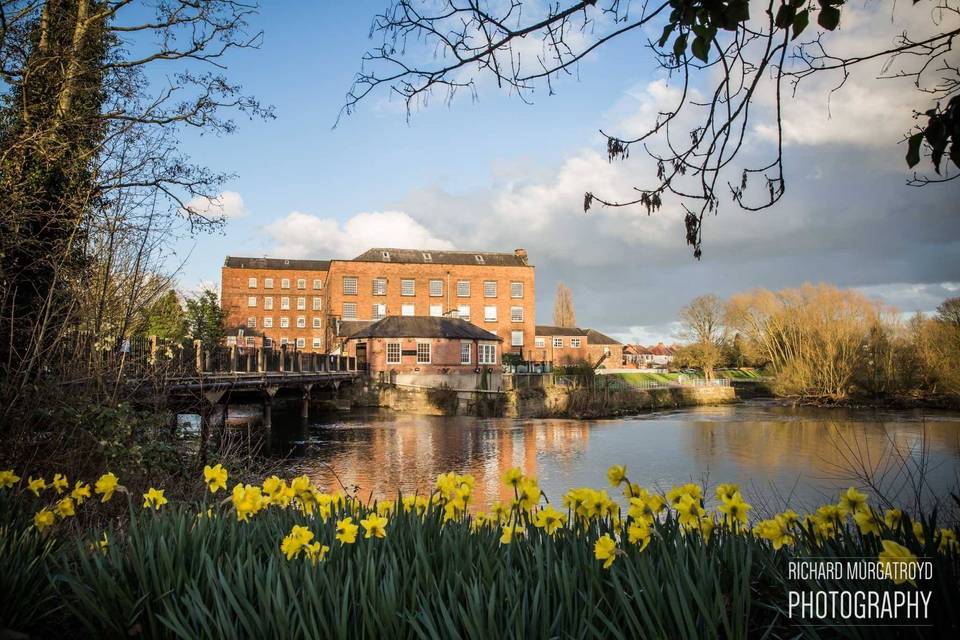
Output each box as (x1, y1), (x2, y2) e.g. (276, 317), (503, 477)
(555, 375), (731, 391)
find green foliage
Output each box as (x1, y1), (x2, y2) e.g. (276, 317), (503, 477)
(145, 290), (189, 343)
(0, 494), (61, 632)
(185, 289), (226, 347)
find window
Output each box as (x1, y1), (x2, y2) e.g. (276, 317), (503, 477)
(312, 297), (321, 311)
(372, 304), (386, 320)
(553, 337), (563, 348)
(281, 278), (290, 289)
(264, 337), (273, 348)
(484, 306), (497, 322)
(457, 305), (470, 321)
(342, 303), (357, 319)
(297, 278), (306, 290)
(511, 307), (523, 322)
(460, 342), (471, 364)
(401, 279), (415, 296)
(429, 280), (442, 297)
(511, 331), (524, 347)
(401, 304), (415, 316)
(296, 338), (305, 349)
(422, 252), (432, 262)
(372, 278), (387, 296)
(386, 343), (401, 364)
(264, 278), (274, 289)
(296, 316), (306, 328)
(483, 281), (497, 298)
(457, 280), (470, 297)
(264, 296), (274, 310)
(280, 317), (290, 328)
(280, 296), (290, 310)
(312, 338), (322, 349)
(604, 347), (611, 356)
(416, 342), (431, 364)
(312, 279), (322, 290)
(478, 343), (497, 365)
(429, 304), (442, 317)
(511, 282), (523, 298)
(264, 317), (273, 328)
(248, 277), (257, 288)
(247, 317), (256, 328)
(226, 336), (237, 346)
(381, 250), (391, 260)
(246, 336), (255, 347)
(247, 296), (257, 308)
(280, 337), (289, 346)
(312, 317), (321, 328)
(535, 337), (545, 348)
(297, 296), (306, 310)
(475, 254), (485, 264)
(343, 277), (358, 295)
(571, 337), (581, 348)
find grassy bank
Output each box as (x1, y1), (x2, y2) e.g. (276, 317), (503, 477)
(1, 467), (957, 638)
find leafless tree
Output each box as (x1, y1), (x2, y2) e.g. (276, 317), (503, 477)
(553, 281), (577, 327)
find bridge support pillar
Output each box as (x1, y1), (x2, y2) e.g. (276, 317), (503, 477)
(262, 386), (279, 441)
(301, 383), (314, 429)
(257, 347), (265, 373)
(200, 388), (227, 466)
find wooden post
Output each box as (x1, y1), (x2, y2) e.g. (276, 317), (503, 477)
(194, 339), (202, 373)
(149, 335), (158, 365)
(279, 345), (287, 373)
(263, 386), (279, 447)
(257, 347), (265, 373)
(301, 383), (313, 427)
(296, 351), (303, 373)
(229, 344), (237, 372)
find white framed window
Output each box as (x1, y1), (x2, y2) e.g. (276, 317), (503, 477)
(372, 304), (386, 320)
(312, 279), (322, 290)
(422, 252), (432, 262)
(416, 342), (431, 364)
(483, 281), (497, 298)
(511, 331), (524, 347)
(401, 304), (415, 316)
(386, 342), (401, 364)
(553, 337), (563, 348)
(264, 317), (273, 328)
(312, 338), (322, 349)
(296, 338), (305, 349)
(280, 317), (290, 328)
(484, 305), (497, 322)
(264, 278), (274, 289)
(264, 337), (273, 348)
(280, 337), (289, 346)
(248, 277), (257, 288)
(343, 277), (358, 295)
(312, 317), (321, 328)
(342, 303), (357, 319)
(281, 296), (290, 310)
(245, 336), (255, 347)
(429, 280), (442, 297)
(264, 297), (274, 310)
(296, 316), (306, 328)
(247, 296), (257, 308)
(457, 305), (470, 321)
(247, 317), (256, 328)
(429, 304), (442, 317)
(457, 280), (470, 297)
(372, 278), (387, 296)
(281, 278), (290, 289)
(511, 306), (523, 322)
(401, 279), (415, 296)
(535, 337), (545, 348)
(297, 278), (306, 290)
(478, 343), (497, 365)
(571, 337), (581, 348)
(297, 296), (306, 310)
(604, 346), (611, 356)
(460, 342), (471, 364)
(511, 282), (523, 298)
(312, 297), (322, 311)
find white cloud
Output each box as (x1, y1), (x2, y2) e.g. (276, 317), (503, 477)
(612, 322), (683, 347)
(264, 210), (456, 259)
(183, 191), (247, 220)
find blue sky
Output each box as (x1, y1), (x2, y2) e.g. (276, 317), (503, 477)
(161, 2), (960, 343)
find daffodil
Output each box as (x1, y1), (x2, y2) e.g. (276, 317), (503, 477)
(884, 508), (903, 531)
(51, 473), (68, 494)
(94, 473), (119, 502)
(281, 525), (315, 560)
(622, 482), (642, 499)
(594, 534), (618, 569)
(304, 541), (329, 565)
(715, 483), (740, 502)
(335, 517), (359, 544)
(501, 467), (523, 488)
(56, 496), (75, 518)
(754, 516), (795, 550)
(0, 469), (20, 489)
(699, 516), (716, 543)
(627, 519), (651, 551)
(499, 524), (525, 544)
(878, 539), (918, 585)
(34, 508), (55, 531)
(231, 483), (264, 522)
(203, 464), (228, 494)
(606, 464), (627, 488)
(676, 493), (705, 530)
(490, 501), (509, 522)
(376, 500), (394, 516)
(912, 520), (925, 544)
(142, 488), (167, 510)
(627, 489), (666, 523)
(361, 514), (388, 538)
(938, 528), (958, 553)
(854, 508), (882, 537)
(70, 481), (91, 505)
(98, 532), (109, 554)
(27, 476), (46, 496)
(717, 492), (751, 528)
(513, 477), (541, 512)
(532, 505), (566, 536)
(837, 487), (868, 516)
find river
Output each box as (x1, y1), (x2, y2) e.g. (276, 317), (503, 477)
(281, 399), (960, 515)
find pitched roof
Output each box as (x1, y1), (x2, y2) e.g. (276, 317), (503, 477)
(586, 329), (622, 345)
(625, 344), (651, 355)
(224, 256), (331, 271)
(335, 320), (373, 338)
(351, 248), (530, 267)
(648, 342), (673, 356)
(348, 316), (502, 341)
(535, 325), (588, 337)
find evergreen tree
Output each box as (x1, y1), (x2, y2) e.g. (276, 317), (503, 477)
(146, 290), (188, 342)
(185, 289), (226, 347)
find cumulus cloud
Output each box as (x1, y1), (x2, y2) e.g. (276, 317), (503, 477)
(264, 210), (456, 259)
(183, 191), (247, 220)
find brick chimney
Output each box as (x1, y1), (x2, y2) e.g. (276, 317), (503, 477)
(514, 248), (528, 264)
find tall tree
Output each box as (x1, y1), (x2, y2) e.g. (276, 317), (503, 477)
(145, 289), (188, 343)
(677, 294), (727, 379)
(185, 289), (225, 348)
(553, 282), (576, 328)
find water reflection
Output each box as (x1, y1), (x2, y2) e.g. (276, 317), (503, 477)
(285, 400), (960, 512)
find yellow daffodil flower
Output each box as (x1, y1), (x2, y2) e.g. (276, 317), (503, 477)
(281, 525), (315, 560)
(627, 519), (651, 551)
(622, 482), (642, 499)
(94, 473), (119, 502)
(532, 505), (566, 536)
(594, 534), (617, 569)
(335, 517), (359, 544)
(717, 492), (751, 528)
(606, 465), (627, 488)
(501, 467), (523, 488)
(203, 464), (228, 494)
(854, 508), (882, 537)
(699, 516), (716, 543)
(304, 542), (329, 565)
(0, 469), (20, 489)
(142, 488), (167, 510)
(912, 521), (925, 544)
(500, 524), (525, 544)
(376, 500), (394, 516)
(56, 497), (75, 518)
(715, 483), (740, 502)
(98, 532), (109, 554)
(231, 483), (264, 522)
(490, 501), (508, 522)
(878, 540), (918, 585)
(34, 508), (55, 531)
(27, 476), (46, 496)
(837, 487), (868, 516)
(676, 494), (705, 530)
(884, 508), (903, 531)
(361, 514), (388, 538)
(754, 516), (794, 550)
(51, 473), (68, 494)
(938, 528), (958, 553)
(70, 481), (91, 505)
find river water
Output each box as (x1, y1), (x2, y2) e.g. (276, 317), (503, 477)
(282, 400), (960, 515)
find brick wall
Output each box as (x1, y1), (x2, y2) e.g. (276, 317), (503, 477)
(344, 336), (501, 376)
(530, 334), (591, 365)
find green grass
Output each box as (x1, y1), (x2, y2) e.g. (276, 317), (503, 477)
(612, 372), (692, 384)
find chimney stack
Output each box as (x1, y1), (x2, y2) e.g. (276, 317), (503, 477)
(514, 248), (528, 264)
